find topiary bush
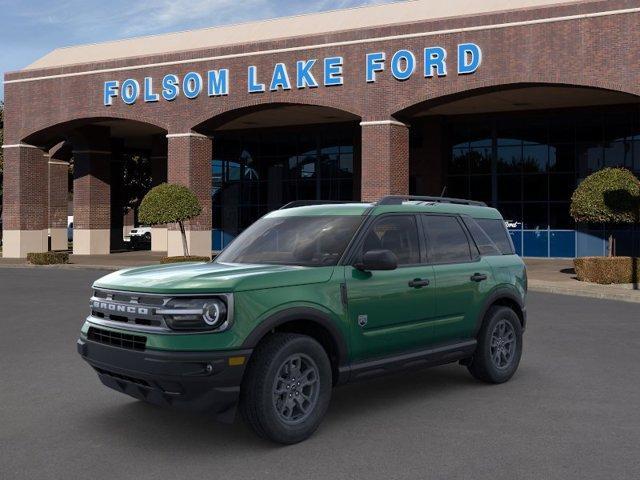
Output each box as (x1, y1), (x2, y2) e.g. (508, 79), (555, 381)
(139, 183), (202, 257)
(574, 256), (640, 284)
(570, 168), (640, 256)
(27, 251), (69, 265)
(160, 255), (210, 264)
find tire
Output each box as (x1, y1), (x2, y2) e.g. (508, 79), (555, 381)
(467, 306), (523, 384)
(240, 333), (332, 444)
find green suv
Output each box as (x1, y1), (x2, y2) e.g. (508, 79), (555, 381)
(78, 195), (527, 443)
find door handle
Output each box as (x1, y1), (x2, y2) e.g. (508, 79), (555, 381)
(470, 273), (488, 282)
(408, 278), (430, 288)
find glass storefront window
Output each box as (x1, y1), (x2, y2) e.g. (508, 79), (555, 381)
(211, 124), (358, 250)
(444, 104), (640, 257)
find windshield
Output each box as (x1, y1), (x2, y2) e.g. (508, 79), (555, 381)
(215, 215), (363, 266)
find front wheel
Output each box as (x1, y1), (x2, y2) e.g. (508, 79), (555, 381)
(467, 306), (523, 384)
(240, 333), (332, 444)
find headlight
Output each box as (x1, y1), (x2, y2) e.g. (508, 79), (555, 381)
(158, 297), (229, 332)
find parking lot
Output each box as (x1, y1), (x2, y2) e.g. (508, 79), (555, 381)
(1, 268), (639, 480)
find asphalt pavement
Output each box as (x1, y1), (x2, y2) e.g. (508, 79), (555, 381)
(1, 268), (639, 480)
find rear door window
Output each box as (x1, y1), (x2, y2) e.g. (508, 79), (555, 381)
(422, 215), (473, 264)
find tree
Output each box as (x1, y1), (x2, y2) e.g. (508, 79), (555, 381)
(120, 153), (152, 222)
(138, 183), (202, 256)
(570, 167), (640, 256)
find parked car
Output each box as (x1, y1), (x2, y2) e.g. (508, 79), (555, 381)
(127, 226), (152, 250)
(78, 196), (527, 444)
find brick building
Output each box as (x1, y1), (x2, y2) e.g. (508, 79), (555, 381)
(3, 0), (640, 258)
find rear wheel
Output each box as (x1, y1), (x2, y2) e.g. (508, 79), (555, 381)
(467, 306), (522, 383)
(240, 333), (332, 444)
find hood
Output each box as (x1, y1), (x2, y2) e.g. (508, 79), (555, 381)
(93, 261), (335, 294)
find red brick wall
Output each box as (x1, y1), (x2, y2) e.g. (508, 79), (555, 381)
(361, 123), (409, 201)
(2, 146), (48, 230)
(3, 0), (640, 226)
(167, 135), (212, 231)
(48, 161), (68, 229)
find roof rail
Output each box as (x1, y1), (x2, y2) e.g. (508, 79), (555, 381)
(377, 195), (487, 207)
(279, 200), (359, 210)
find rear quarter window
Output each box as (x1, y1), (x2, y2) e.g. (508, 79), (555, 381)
(475, 218), (515, 255)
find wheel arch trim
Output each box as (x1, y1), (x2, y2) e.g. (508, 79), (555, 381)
(241, 306), (349, 368)
(475, 287), (526, 335)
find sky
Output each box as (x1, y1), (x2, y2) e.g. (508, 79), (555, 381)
(0, 0), (400, 100)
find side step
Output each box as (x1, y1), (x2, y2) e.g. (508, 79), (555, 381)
(338, 339), (477, 383)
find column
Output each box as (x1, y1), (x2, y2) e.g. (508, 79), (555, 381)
(71, 126), (112, 255)
(359, 120), (410, 202)
(48, 143), (70, 251)
(150, 134), (168, 252)
(2, 143), (49, 258)
(166, 132), (212, 257)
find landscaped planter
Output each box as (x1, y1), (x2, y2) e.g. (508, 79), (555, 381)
(574, 256), (640, 284)
(27, 252), (70, 265)
(159, 256), (210, 264)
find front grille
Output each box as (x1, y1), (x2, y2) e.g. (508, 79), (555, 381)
(90, 289), (168, 331)
(88, 326), (147, 351)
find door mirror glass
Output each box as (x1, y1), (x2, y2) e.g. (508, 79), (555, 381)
(355, 249), (398, 271)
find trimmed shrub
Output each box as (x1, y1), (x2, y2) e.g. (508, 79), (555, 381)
(160, 255), (210, 264)
(27, 251), (69, 265)
(570, 168), (640, 224)
(574, 256), (640, 284)
(139, 183), (202, 257)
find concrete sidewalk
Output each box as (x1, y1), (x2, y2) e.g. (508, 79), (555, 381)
(0, 250), (166, 271)
(524, 258), (640, 303)
(2, 251), (640, 303)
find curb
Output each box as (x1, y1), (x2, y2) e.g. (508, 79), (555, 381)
(528, 280), (640, 304)
(0, 263), (125, 271)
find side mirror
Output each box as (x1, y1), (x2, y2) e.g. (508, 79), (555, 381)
(354, 249), (398, 271)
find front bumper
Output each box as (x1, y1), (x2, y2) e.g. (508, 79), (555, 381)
(77, 338), (251, 422)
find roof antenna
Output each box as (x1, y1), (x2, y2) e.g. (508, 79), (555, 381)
(440, 186), (447, 197)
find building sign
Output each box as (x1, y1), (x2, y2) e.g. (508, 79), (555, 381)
(103, 43), (481, 106)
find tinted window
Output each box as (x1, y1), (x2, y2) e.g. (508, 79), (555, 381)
(423, 215), (472, 263)
(476, 218), (515, 254)
(215, 215), (362, 266)
(462, 217), (502, 256)
(361, 216), (420, 265)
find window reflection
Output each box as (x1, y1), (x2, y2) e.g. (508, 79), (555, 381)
(211, 124), (357, 249)
(445, 106), (640, 253)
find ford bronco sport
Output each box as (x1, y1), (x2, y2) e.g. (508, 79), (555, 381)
(78, 195), (527, 444)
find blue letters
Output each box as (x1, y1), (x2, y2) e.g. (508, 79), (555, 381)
(121, 79), (139, 105)
(366, 52), (385, 83)
(248, 66), (265, 93)
(457, 43), (482, 75)
(208, 69), (229, 96)
(390, 50), (416, 81)
(424, 47), (447, 77)
(103, 43), (484, 106)
(103, 80), (119, 106)
(161, 74), (179, 101)
(144, 77), (159, 102)
(296, 60), (318, 89)
(183, 72), (203, 99)
(270, 63), (292, 91)
(324, 57), (343, 86)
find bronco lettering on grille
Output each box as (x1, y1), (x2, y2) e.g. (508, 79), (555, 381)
(92, 301), (149, 316)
